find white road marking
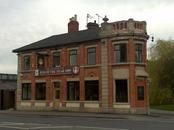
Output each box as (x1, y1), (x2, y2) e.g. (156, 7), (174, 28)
(0, 125), (28, 130)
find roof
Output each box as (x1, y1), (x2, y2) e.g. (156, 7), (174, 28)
(13, 29), (101, 53)
(0, 80), (17, 90)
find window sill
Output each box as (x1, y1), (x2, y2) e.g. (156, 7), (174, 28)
(110, 62), (146, 66)
(82, 64), (101, 68)
(114, 102), (130, 105)
(21, 70), (33, 73)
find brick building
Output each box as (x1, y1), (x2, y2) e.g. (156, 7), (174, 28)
(13, 15), (149, 114)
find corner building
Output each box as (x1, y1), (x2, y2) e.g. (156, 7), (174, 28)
(13, 15), (149, 114)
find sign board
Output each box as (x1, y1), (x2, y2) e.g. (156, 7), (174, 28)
(35, 66), (79, 76)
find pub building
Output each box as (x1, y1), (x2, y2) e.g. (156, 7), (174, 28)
(13, 15), (149, 114)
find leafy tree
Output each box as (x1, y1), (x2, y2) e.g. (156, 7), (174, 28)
(148, 40), (174, 104)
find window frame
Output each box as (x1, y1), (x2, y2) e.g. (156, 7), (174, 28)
(69, 49), (77, 65)
(135, 44), (143, 63)
(87, 47), (96, 65)
(115, 79), (128, 103)
(85, 80), (99, 101)
(53, 51), (61, 67)
(23, 55), (31, 70)
(114, 44), (127, 63)
(21, 83), (31, 100)
(37, 55), (45, 69)
(54, 81), (61, 100)
(67, 81), (80, 101)
(137, 86), (145, 101)
(35, 83), (46, 100)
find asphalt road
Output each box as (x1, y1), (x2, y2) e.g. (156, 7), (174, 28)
(0, 113), (174, 130)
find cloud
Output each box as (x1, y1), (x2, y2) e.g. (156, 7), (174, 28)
(0, 0), (174, 73)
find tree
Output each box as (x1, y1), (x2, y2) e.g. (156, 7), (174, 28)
(148, 40), (174, 104)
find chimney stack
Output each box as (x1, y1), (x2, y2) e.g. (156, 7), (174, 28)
(68, 15), (79, 33)
(87, 20), (99, 30)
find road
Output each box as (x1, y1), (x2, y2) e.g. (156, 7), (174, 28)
(0, 113), (174, 130)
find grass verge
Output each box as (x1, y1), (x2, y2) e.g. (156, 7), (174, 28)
(151, 104), (174, 111)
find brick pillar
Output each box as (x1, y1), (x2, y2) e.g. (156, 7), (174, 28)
(128, 38), (136, 113)
(107, 41), (113, 110)
(79, 44), (85, 110)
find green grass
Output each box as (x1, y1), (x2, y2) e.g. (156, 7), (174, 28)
(151, 104), (174, 111)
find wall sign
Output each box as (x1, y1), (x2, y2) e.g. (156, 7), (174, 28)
(35, 66), (79, 76)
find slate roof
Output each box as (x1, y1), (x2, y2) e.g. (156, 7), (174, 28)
(13, 29), (101, 53)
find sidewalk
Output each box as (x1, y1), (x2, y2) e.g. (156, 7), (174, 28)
(150, 109), (174, 116)
(0, 109), (174, 119)
(0, 110), (129, 119)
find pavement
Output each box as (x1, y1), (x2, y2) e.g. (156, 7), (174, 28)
(0, 109), (174, 119)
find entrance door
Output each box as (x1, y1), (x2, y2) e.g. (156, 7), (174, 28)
(53, 82), (60, 109)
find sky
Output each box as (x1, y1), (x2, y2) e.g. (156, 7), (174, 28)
(0, 0), (174, 74)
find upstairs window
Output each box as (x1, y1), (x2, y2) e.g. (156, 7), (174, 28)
(24, 56), (30, 70)
(135, 44), (143, 63)
(53, 52), (60, 67)
(87, 47), (96, 65)
(69, 49), (77, 65)
(114, 44), (127, 63)
(37, 55), (45, 68)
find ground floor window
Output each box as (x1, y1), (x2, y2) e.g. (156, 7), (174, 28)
(54, 82), (60, 99)
(137, 86), (144, 100)
(22, 83), (31, 100)
(67, 81), (79, 101)
(35, 83), (46, 100)
(85, 80), (99, 101)
(115, 79), (128, 103)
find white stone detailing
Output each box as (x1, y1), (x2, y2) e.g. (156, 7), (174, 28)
(113, 104), (130, 109)
(84, 103), (99, 108)
(20, 102), (31, 107)
(113, 68), (129, 79)
(66, 102), (80, 108)
(101, 39), (109, 109)
(135, 67), (148, 77)
(49, 102), (53, 107)
(35, 102), (46, 107)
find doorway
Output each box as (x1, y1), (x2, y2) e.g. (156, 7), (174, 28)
(53, 82), (60, 109)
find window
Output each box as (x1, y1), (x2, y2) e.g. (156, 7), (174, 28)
(137, 86), (144, 100)
(24, 56), (30, 70)
(69, 49), (77, 65)
(53, 52), (60, 67)
(67, 81), (79, 101)
(37, 55), (45, 68)
(87, 47), (96, 65)
(35, 83), (46, 100)
(85, 80), (99, 101)
(54, 82), (60, 99)
(1, 74), (8, 80)
(115, 80), (128, 103)
(135, 44), (143, 63)
(114, 44), (127, 63)
(22, 83), (31, 100)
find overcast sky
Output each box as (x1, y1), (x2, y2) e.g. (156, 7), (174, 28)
(0, 0), (174, 74)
